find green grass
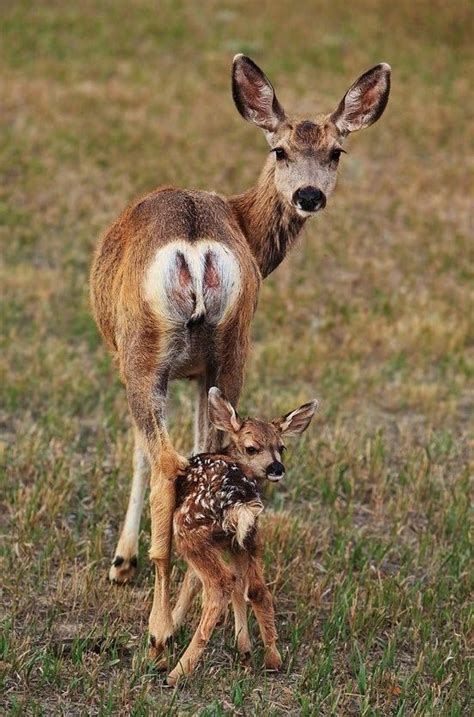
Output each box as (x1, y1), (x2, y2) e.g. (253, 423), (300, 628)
(1, 0), (473, 714)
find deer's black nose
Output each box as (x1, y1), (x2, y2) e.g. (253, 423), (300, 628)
(293, 186), (326, 212)
(266, 461), (285, 481)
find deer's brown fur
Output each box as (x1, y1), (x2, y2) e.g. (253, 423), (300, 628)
(89, 55), (390, 658)
(166, 389), (318, 684)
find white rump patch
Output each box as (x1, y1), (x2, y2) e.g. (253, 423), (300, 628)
(144, 239), (241, 327)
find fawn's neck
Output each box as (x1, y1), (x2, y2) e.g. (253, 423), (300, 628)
(216, 446), (254, 480)
(229, 159), (307, 278)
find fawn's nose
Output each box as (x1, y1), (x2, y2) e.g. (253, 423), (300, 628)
(266, 461), (285, 482)
(292, 186), (326, 213)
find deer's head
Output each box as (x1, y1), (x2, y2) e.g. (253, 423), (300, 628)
(208, 387), (318, 481)
(232, 55), (391, 216)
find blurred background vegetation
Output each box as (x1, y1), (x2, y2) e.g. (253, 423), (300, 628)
(1, 1), (472, 714)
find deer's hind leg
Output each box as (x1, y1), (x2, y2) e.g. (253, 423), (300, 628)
(167, 545), (236, 685)
(120, 328), (188, 662)
(246, 554), (282, 671)
(230, 552), (251, 662)
(172, 568), (202, 631)
(110, 427), (149, 583)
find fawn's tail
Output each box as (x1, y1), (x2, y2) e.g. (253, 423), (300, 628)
(224, 500), (264, 548)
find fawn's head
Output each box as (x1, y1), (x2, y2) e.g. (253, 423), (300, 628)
(232, 55), (391, 216)
(208, 387), (318, 481)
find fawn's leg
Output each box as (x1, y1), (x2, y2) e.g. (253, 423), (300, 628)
(167, 547), (235, 685)
(230, 553), (251, 660)
(172, 568), (201, 630)
(247, 556), (282, 670)
(110, 427), (149, 583)
(231, 590), (251, 661)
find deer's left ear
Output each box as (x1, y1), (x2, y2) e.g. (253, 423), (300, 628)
(232, 54), (286, 135)
(208, 387), (242, 433)
(275, 399), (319, 437)
(331, 63), (391, 136)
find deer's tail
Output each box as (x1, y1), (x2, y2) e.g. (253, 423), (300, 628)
(224, 500), (264, 548)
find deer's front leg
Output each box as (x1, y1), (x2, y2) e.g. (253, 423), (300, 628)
(193, 376), (214, 455)
(206, 330), (247, 452)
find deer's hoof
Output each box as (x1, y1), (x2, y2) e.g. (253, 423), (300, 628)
(240, 650), (252, 666)
(166, 670), (180, 687)
(109, 554), (138, 583)
(264, 647), (282, 671)
(149, 634), (173, 670)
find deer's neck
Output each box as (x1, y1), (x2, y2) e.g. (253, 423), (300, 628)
(229, 160), (306, 278)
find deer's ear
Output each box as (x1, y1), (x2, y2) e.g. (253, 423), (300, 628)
(232, 54), (286, 134)
(275, 399), (319, 437)
(208, 387), (241, 433)
(331, 63), (391, 136)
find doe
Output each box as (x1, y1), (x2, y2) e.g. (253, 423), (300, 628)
(167, 387), (318, 685)
(90, 55), (390, 658)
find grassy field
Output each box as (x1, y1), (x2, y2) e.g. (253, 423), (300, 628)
(1, 1), (473, 714)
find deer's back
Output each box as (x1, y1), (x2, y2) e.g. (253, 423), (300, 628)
(90, 187), (260, 352)
(174, 454), (263, 551)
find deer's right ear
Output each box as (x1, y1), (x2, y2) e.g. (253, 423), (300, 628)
(330, 63), (391, 136)
(208, 387), (242, 433)
(232, 55), (286, 135)
(275, 399), (319, 437)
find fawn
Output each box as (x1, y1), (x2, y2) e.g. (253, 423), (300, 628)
(167, 387), (318, 685)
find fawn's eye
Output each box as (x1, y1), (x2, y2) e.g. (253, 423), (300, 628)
(273, 147), (287, 161)
(245, 446), (258, 455)
(330, 148), (345, 163)
(278, 445), (286, 454)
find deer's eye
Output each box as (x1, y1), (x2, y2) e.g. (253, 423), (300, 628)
(278, 445), (286, 454)
(245, 446), (259, 455)
(273, 147), (287, 161)
(330, 148), (345, 163)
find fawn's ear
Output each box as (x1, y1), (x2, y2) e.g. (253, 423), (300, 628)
(208, 387), (242, 433)
(232, 54), (286, 135)
(275, 399), (319, 437)
(331, 63), (391, 136)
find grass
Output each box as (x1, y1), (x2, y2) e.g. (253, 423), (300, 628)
(1, 0), (472, 714)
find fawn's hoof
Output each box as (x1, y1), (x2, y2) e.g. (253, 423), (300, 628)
(239, 650), (252, 667)
(264, 647), (282, 671)
(109, 554), (138, 583)
(166, 670), (180, 687)
(167, 661), (189, 686)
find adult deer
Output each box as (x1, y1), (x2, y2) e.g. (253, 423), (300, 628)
(90, 55), (391, 659)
